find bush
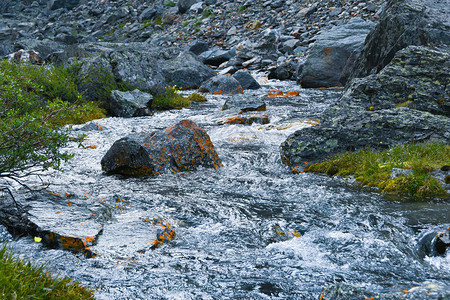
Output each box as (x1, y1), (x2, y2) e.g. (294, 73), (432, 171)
(187, 93), (207, 102)
(152, 86), (191, 110)
(0, 245), (94, 299)
(0, 60), (105, 180)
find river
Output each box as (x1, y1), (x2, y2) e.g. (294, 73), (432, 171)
(4, 78), (449, 299)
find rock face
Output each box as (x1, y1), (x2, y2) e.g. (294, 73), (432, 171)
(298, 18), (374, 88)
(232, 70), (261, 90)
(109, 89), (153, 118)
(281, 0), (450, 170)
(349, 0), (450, 80)
(101, 120), (222, 176)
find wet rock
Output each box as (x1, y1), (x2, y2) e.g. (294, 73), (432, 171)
(79, 122), (106, 131)
(109, 89), (153, 118)
(268, 62), (295, 80)
(199, 75), (243, 95)
(434, 228), (450, 255)
(319, 283), (396, 300)
(232, 69), (261, 90)
(217, 112), (269, 125)
(222, 94), (266, 113)
(350, 0), (450, 80)
(0, 190), (105, 257)
(298, 18), (374, 88)
(101, 120), (222, 176)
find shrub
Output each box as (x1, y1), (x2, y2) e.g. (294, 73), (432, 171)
(0, 60), (105, 180)
(0, 245), (94, 299)
(187, 93), (207, 102)
(152, 86), (191, 110)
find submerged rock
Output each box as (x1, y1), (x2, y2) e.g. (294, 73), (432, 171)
(217, 112), (269, 125)
(101, 120), (222, 176)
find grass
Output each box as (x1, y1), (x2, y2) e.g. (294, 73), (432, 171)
(304, 142), (450, 199)
(0, 245), (94, 299)
(187, 93), (207, 102)
(152, 86), (191, 110)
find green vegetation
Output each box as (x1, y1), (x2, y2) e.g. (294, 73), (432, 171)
(304, 142), (450, 199)
(238, 5), (247, 12)
(163, 0), (175, 7)
(0, 245), (94, 299)
(0, 60), (105, 180)
(187, 93), (207, 102)
(152, 86), (191, 110)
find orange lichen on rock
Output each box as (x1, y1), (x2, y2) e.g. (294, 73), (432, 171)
(143, 217), (177, 249)
(268, 90), (284, 97)
(268, 90), (300, 97)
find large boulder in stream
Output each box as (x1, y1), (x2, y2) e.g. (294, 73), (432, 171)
(199, 75), (244, 95)
(281, 0), (450, 170)
(109, 89), (153, 117)
(298, 18), (374, 88)
(101, 120), (222, 176)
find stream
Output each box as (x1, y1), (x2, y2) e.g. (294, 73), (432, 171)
(3, 78), (450, 299)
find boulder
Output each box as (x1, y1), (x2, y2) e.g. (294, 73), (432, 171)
(188, 40), (209, 55)
(434, 228), (450, 255)
(162, 51), (216, 89)
(350, 0), (450, 80)
(340, 46), (450, 117)
(232, 69), (261, 90)
(281, 0), (450, 171)
(199, 75), (243, 95)
(268, 62), (296, 80)
(222, 94), (266, 113)
(101, 120), (222, 176)
(48, 0), (81, 10)
(200, 48), (236, 66)
(178, 0), (198, 14)
(298, 18), (374, 88)
(109, 89), (153, 117)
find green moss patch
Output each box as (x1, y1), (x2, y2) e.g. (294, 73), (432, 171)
(0, 245), (94, 299)
(187, 93), (207, 102)
(304, 142), (450, 199)
(152, 86), (191, 110)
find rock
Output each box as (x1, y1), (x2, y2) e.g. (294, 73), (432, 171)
(48, 0), (80, 10)
(0, 190), (107, 257)
(217, 112), (269, 125)
(268, 61), (296, 80)
(390, 168), (413, 179)
(162, 51), (216, 89)
(434, 228), (450, 255)
(199, 75), (243, 95)
(222, 94), (266, 112)
(188, 40), (209, 55)
(200, 48), (236, 66)
(350, 0), (450, 80)
(232, 69), (261, 90)
(178, 0), (198, 14)
(281, 108), (450, 167)
(7, 49), (41, 64)
(340, 46), (450, 117)
(298, 18), (374, 88)
(101, 120), (222, 176)
(109, 89), (153, 117)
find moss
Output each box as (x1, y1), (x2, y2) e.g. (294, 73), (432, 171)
(187, 93), (207, 102)
(152, 86), (191, 110)
(304, 142), (450, 199)
(396, 100), (414, 107)
(0, 245), (94, 299)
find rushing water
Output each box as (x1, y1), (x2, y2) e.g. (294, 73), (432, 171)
(4, 78), (450, 299)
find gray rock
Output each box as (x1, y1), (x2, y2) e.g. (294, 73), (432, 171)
(200, 48), (236, 66)
(390, 168), (413, 179)
(298, 18), (374, 88)
(109, 89), (153, 117)
(232, 69), (261, 90)
(350, 0), (450, 80)
(48, 0), (80, 10)
(200, 75), (243, 95)
(222, 94), (266, 113)
(178, 0), (198, 14)
(188, 40), (209, 55)
(101, 120), (222, 176)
